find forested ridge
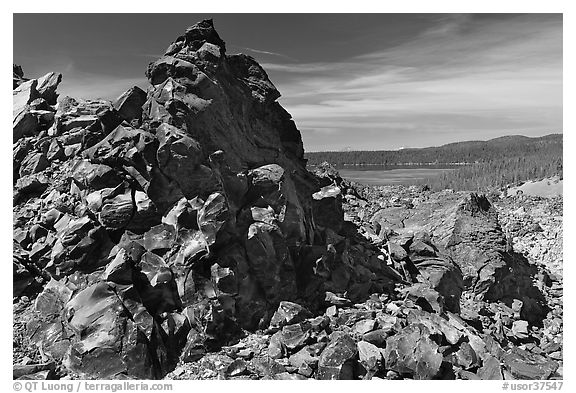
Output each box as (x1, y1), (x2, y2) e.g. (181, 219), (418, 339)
(306, 134), (562, 191)
(420, 153), (563, 191)
(305, 134), (562, 167)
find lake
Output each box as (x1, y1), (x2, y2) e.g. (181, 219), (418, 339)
(338, 167), (457, 186)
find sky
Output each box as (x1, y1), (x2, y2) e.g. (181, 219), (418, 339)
(13, 13), (562, 151)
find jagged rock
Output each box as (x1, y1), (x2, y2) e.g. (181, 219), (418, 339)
(477, 355), (503, 380)
(62, 282), (161, 379)
(197, 192), (228, 246)
(14, 64), (28, 88)
(49, 215), (113, 274)
(312, 185), (344, 231)
(335, 309), (375, 326)
(289, 345), (320, 370)
(357, 341), (383, 372)
(211, 264), (237, 295)
(362, 329), (390, 347)
(46, 139), (65, 161)
(279, 322), (311, 351)
(511, 320), (529, 339)
(311, 161), (359, 197)
(15, 173), (50, 198)
(384, 324), (443, 379)
(30, 109), (55, 132)
(29, 97), (51, 111)
(19, 152), (49, 178)
(440, 194), (509, 294)
(400, 283), (445, 313)
(324, 291), (352, 306)
(70, 160), (122, 190)
(225, 359), (247, 377)
(180, 328), (206, 362)
(372, 192), (549, 324)
(114, 86), (147, 123)
(406, 310), (463, 345)
(245, 221), (297, 305)
(275, 372), (308, 380)
(26, 279), (74, 360)
(353, 319), (376, 335)
(13, 109), (39, 142)
(415, 193), (530, 304)
(102, 249), (133, 284)
(62, 283), (128, 377)
(146, 57), (200, 86)
(143, 224), (177, 251)
(156, 123), (208, 197)
(82, 124), (156, 171)
(14, 79), (38, 117)
(53, 96), (118, 135)
(412, 257), (464, 313)
(410, 239), (437, 257)
(98, 191), (134, 230)
(267, 331), (286, 359)
(13, 248), (36, 297)
(371, 207), (408, 237)
(270, 301), (313, 329)
(502, 348), (558, 380)
(451, 341), (480, 370)
(511, 299), (523, 319)
(139, 252), (173, 287)
(316, 332), (358, 380)
(325, 305), (338, 317)
(13, 71), (62, 141)
(249, 357), (286, 379)
(35, 72), (62, 105)
(13, 362), (56, 380)
(388, 242), (408, 260)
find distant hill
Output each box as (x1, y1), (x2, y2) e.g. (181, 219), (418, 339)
(306, 134), (563, 192)
(305, 134), (563, 168)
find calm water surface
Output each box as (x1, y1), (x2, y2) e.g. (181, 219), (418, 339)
(339, 167), (456, 186)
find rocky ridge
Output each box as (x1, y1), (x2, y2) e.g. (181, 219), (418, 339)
(13, 20), (562, 380)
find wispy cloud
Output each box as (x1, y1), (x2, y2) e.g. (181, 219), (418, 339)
(55, 62), (148, 101)
(129, 53), (164, 59)
(266, 14), (562, 151)
(230, 45), (297, 61)
(418, 14), (472, 38)
(22, 15), (560, 151)
(260, 62), (346, 73)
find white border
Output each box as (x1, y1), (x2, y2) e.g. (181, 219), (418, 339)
(4, 2), (573, 391)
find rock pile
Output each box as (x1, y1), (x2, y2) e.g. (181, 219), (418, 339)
(13, 21), (562, 381)
(14, 20), (396, 379)
(496, 195), (563, 279)
(494, 194), (563, 366)
(166, 287), (561, 380)
(162, 183), (562, 380)
(13, 66), (62, 143)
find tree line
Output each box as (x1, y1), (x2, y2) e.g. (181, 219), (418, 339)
(305, 134), (562, 168)
(419, 153), (563, 192)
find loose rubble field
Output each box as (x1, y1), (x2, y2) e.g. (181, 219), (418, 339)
(13, 20), (562, 381)
(161, 181), (564, 381)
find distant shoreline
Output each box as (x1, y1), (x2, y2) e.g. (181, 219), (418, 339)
(309, 162), (470, 170)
